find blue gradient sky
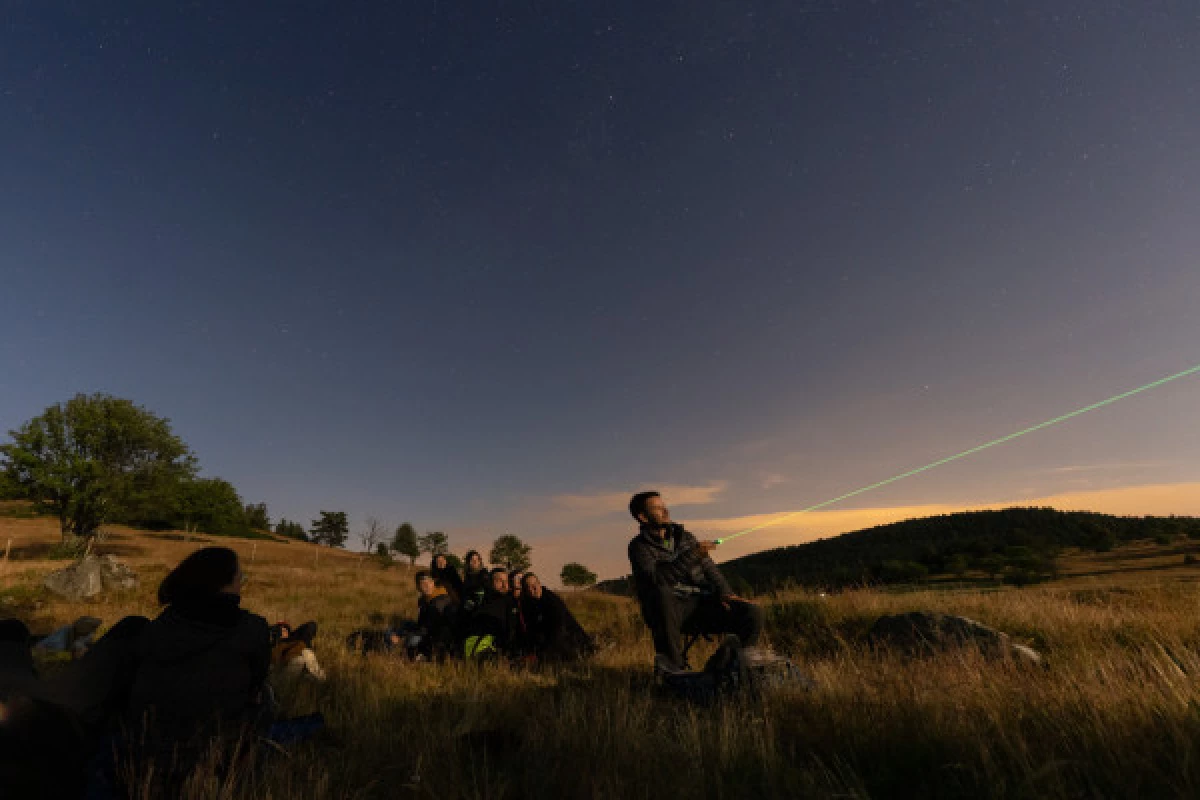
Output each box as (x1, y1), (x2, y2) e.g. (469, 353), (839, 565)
(2, 2), (1198, 580)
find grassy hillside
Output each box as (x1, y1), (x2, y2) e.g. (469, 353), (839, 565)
(8, 515), (1200, 798)
(716, 507), (1200, 592)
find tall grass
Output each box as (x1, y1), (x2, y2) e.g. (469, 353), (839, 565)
(9, 523), (1200, 798)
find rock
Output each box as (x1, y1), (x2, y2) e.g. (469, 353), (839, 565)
(43, 554), (139, 601)
(869, 611), (1043, 667)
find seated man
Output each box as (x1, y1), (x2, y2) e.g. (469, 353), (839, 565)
(518, 573), (595, 663)
(414, 570), (458, 660)
(627, 490), (766, 673)
(462, 568), (517, 660)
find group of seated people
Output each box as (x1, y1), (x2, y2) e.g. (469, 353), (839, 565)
(0, 546), (323, 797)
(387, 550), (595, 665)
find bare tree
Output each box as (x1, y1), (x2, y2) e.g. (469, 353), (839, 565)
(359, 516), (387, 558)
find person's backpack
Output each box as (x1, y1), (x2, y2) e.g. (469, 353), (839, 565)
(464, 634), (498, 662)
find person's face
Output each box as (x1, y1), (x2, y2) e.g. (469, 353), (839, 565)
(468, 554), (483, 571)
(418, 576), (436, 597)
(433, 555), (447, 570)
(525, 575), (543, 599)
(510, 573), (524, 596)
(491, 572), (509, 593)
(641, 496), (671, 528)
(223, 562), (245, 594)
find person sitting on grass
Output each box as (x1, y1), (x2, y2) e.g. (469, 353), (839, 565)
(627, 491), (767, 674)
(463, 568), (517, 660)
(271, 621), (326, 681)
(0, 618), (90, 798)
(126, 547), (272, 758)
(414, 570), (459, 661)
(518, 573), (596, 663)
(431, 553), (465, 603)
(460, 550), (489, 612)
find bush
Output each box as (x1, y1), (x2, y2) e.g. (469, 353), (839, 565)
(374, 542), (396, 568)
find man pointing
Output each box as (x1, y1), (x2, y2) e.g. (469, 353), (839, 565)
(627, 490), (766, 672)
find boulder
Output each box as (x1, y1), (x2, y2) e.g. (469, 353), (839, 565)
(43, 555), (139, 601)
(869, 611), (1043, 667)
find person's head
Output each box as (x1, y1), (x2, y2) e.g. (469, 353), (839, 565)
(158, 546), (242, 605)
(509, 571), (524, 597)
(522, 573), (543, 600)
(465, 550), (483, 573)
(291, 621), (318, 648)
(275, 622), (292, 639)
(629, 491), (669, 528)
(415, 570), (436, 598)
(432, 553), (449, 571)
(490, 567), (509, 593)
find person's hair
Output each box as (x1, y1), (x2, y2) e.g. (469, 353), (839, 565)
(521, 573), (538, 591)
(415, 570), (433, 585)
(158, 546), (240, 605)
(489, 567), (508, 579)
(291, 621), (318, 647)
(0, 618), (30, 644)
(465, 550), (483, 570)
(432, 553), (448, 568)
(508, 569), (523, 582)
(629, 491), (661, 521)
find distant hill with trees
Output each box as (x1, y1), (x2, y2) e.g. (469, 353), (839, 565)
(596, 508), (1200, 594)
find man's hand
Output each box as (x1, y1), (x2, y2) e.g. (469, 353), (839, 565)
(697, 540), (719, 558)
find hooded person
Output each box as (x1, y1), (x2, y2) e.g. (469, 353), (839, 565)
(460, 550), (489, 613)
(430, 553), (465, 603)
(518, 574), (596, 663)
(126, 547), (271, 753)
(414, 571), (459, 660)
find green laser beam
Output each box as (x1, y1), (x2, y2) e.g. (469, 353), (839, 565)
(715, 363), (1200, 544)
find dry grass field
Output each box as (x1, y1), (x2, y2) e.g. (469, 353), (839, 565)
(7, 509), (1200, 799)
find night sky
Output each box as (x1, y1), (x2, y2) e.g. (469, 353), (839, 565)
(3, 2), (1199, 580)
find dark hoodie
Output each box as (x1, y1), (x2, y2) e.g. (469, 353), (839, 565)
(461, 568), (489, 612)
(432, 562), (465, 602)
(465, 589), (516, 651)
(519, 589), (595, 662)
(127, 593), (270, 742)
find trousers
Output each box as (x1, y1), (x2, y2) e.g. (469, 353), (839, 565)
(645, 584), (765, 671)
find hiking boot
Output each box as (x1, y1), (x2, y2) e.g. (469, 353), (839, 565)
(653, 654), (685, 677)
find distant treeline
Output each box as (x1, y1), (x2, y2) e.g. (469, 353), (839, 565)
(596, 508), (1200, 594)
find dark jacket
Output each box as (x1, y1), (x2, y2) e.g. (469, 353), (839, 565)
(433, 564), (465, 602)
(127, 593), (271, 741)
(628, 523), (732, 615)
(461, 569), (489, 612)
(465, 589), (517, 651)
(519, 589), (594, 662)
(417, 590), (459, 652)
